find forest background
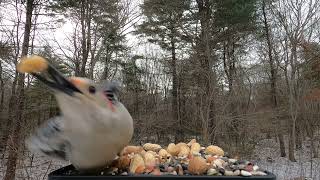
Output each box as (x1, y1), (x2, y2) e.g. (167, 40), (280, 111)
(0, 0), (320, 179)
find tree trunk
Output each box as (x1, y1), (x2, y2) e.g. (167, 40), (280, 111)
(287, 43), (298, 162)
(262, 0), (286, 158)
(222, 40), (239, 145)
(276, 133), (286, 157)
(295, 125), (302, 149)
(223, 40), (235, 101)
(0, 77), (17, 156)
(74, 58), (81, 76)
(196, 0), (216, 144)
(4, 0), (33, 179)
(88, 49), (96, 79)
(288, 125), (296, 161)
(310, 135), (318, 158)
(102, 50), (111, 80)
(306, 118), (318, 158)
(80, 0), (92, 77)
(0, 61), (4, 154)
(80, 0), (87, 77)
(170, 28), (181, 143)
(0, 53), (20, 157)
(262, 0), (277, 107)
(0, 61), (4, 113)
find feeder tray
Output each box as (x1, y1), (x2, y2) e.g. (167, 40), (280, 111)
(48, 165), (276, 180)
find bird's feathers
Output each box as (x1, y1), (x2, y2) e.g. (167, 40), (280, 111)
(101, 81), (120, 104)
(26, 79), (133, 169)
(26, 116), (70, 160)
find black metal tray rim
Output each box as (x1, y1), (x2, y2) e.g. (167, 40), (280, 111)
(48, 165), (276, 180)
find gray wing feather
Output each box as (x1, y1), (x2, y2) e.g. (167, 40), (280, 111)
(26, 116), (70, 160)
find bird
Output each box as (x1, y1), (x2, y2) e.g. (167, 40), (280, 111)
(18, 55), (134, 171)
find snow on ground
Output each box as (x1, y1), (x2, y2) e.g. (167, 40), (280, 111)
(253, 139), (320, 180)
(0, 152), (68, 180)
(0, 138), (319, 179)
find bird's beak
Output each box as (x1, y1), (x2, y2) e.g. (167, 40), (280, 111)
(32, 65), (82, 96)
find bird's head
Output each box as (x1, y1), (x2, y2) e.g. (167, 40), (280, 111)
(57, 77), (119, 113)
(17, 55), (119, 112)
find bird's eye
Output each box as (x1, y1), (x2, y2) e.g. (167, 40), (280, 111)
(88, 86), (96, 94)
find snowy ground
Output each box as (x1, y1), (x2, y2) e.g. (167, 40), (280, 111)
(0, 152), (67, 180)
(0, 138), (319, 180)
(252, 138), (320, 180)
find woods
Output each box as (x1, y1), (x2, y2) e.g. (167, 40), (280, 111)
(0, 0), (320, 179)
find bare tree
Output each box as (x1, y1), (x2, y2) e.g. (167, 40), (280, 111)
(261, 0), (286, 157)
(4, 0), (34, 179)
(271, 0), (320, 162)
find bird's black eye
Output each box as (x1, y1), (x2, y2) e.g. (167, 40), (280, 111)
(88, 86), (96, 94)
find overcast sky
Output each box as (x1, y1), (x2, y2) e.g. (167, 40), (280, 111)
(0, 1), (146, 56)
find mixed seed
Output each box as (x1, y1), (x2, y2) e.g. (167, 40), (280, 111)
(105, 139), (268, 176)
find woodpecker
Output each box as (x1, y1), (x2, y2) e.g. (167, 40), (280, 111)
(19, 56), (134, 170)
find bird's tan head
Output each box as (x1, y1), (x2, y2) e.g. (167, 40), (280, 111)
(17, 55), (118, 111)
(67, 77), (118, 111)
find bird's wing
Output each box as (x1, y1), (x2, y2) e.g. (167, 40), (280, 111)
(26, 116), (70, 160)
